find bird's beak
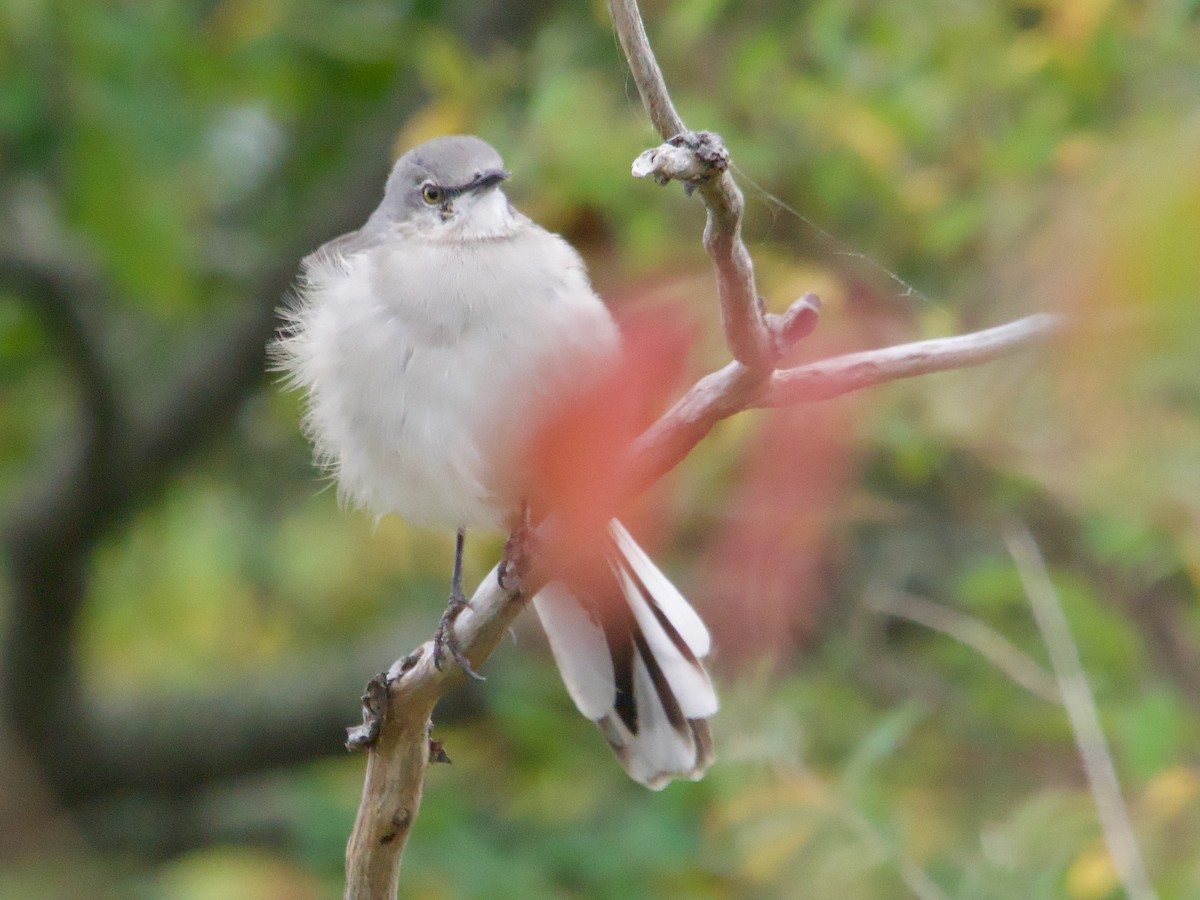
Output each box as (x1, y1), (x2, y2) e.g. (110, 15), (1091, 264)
(467, 168), (510, 192)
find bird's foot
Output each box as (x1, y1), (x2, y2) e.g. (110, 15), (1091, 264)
(433, 589), (486, 681)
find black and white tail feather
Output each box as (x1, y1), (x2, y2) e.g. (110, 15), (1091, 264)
(533, 521), (717, 789)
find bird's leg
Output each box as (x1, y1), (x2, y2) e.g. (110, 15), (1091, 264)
(433, 527), (486, 681)
(498, 503), (532, 594)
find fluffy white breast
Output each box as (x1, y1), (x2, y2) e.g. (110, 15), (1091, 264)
(279, 218), (619, 530)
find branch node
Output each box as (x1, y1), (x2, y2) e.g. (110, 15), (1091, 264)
(345, 670), (392, 752)
(632, 131), (730, 190)
(498, 514), (534, 597)
(385, 646), (426, 682)
(379, 808), (412, 845)
(428, 738), (452, 765)
(766, 292), (822, 356)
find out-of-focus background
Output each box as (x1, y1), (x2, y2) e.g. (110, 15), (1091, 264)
(3, 0), (1200, 897)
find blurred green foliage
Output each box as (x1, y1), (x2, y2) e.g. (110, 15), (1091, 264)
(3, 0), (1200, 897)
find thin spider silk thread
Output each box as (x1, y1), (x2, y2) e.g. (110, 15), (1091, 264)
(732, 161), (938, 308)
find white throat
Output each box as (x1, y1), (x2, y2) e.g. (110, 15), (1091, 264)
(435, 189), (521, 242)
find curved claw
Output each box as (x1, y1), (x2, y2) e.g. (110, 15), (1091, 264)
(433, 592), (486, 681)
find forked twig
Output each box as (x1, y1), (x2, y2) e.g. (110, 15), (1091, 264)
(610, 0), (775, 368)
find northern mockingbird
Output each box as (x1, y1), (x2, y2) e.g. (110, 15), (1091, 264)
(275, 135), (716, 788)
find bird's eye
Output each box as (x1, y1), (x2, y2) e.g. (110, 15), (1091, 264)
(421, 184), (443, 205)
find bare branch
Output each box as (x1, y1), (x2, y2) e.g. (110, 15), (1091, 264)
(1006, 524), (1157, 900)
(344, 565), (537, 898)
(129, 272), (289, 483)
(344, 672), (435, 900)
(607, 0), (685, 139)
(0, 253), (122, 459)
(610, 0), (774, 368)
(761, 312), (1064, 406)
(627, 313), (1063, 492)
(696, 157), (775, 368)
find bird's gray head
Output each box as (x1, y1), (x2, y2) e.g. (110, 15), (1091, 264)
(369, 135), (515, 239)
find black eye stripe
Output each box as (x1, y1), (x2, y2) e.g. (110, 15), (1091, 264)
(419, 169), (506, 206)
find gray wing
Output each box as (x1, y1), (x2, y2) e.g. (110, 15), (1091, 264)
(301, 227), (382, 275)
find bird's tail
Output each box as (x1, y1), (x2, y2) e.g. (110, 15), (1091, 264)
(532, 520), (717, 789)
